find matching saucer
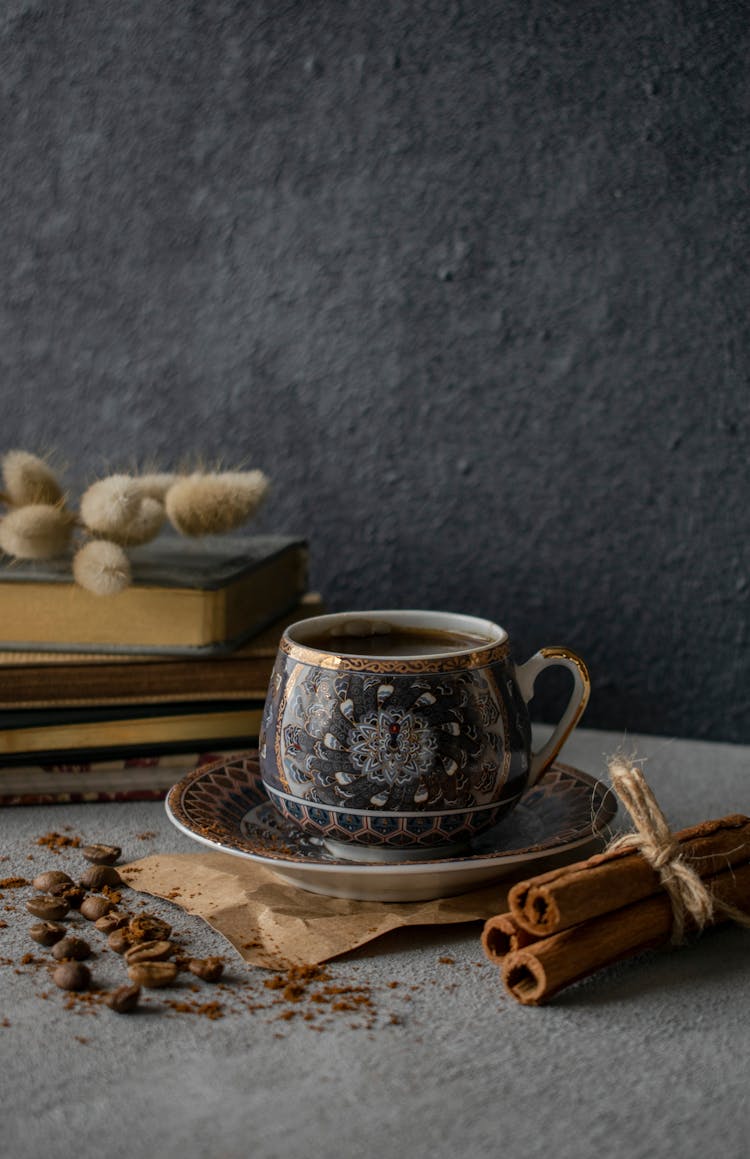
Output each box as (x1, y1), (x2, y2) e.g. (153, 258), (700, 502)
(165, 753), (617, 901)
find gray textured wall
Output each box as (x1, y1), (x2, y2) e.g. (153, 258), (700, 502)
(1, 1), (748, 742)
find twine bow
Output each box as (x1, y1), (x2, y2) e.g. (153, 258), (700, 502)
(606, 757), (750, 944)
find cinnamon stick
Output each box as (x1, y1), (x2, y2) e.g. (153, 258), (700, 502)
(481, 913), (537, 964)
(509, 814), (750, 937)
(501, 860), (750, 1006)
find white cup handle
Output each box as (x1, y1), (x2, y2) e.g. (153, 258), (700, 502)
(514, 647), (591, 787)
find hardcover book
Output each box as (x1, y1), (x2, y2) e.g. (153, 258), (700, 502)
(0, 535), (307, 654)
(0, 750), (238, 806)
(0, 699), (263, 759)
(0, 593), (323, 709)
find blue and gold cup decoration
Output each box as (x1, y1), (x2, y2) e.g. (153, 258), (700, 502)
(259, 610), (589, 862)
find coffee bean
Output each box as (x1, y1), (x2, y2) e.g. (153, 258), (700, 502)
(81, 844), (121, 866)
(48, 882), (87, 909)
(105, 984), (140, 1014)
(32, 870), (72, 892)
(26, 895), (69, 921)
(53, 961), (91, 991)
(52, 936), (91, 962)
(128, 914), (171, 943)
(80, 865), (123, 890)
(188, 957), (224, 983)
(127, 961), (178, 989)
(79, 895), (113, 922)
(29, 921), (67, 947)
(124, 940), (174, 965)
(95, 912), (129, 935)
(108, 928), (132, 954)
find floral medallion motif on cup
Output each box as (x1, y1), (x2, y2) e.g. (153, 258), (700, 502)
(262, 658), (515, 812)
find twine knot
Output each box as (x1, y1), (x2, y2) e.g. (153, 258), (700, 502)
(606, 757), (750, 944)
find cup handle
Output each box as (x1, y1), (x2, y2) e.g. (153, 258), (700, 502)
(514, 647), (591, 787)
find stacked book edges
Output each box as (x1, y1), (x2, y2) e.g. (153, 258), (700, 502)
(0, 535), (322, 804)
(0, 534), (309, 654)
(0, 751), (239, 807)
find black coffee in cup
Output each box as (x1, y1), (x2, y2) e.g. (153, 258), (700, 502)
(303, 625), (491, 657)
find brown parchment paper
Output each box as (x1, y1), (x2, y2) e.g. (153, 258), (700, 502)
(120, 853), (507, 971)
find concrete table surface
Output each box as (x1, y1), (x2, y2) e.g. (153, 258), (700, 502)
(0, 727), (748, 1159)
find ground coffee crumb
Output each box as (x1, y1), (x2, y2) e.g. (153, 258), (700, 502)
(36, 833), (81, 852)
(163, 998), (224, 1020)
(19, 953), (46, 966)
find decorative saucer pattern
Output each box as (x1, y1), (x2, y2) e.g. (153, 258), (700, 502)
(262, 783), (517, 852)
(165, 752), (617, 902)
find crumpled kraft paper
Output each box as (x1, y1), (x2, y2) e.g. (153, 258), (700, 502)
(120, 853), (507, 971)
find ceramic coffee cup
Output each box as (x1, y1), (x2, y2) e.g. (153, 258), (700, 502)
(259, 610), (590, 862)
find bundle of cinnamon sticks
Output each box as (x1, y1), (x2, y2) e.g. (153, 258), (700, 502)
(483, 812), (750, 1005)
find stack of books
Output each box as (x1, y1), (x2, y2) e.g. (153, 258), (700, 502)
(0, 535), (320, 804)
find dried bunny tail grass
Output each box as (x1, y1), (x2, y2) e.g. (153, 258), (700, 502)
(73, 539), (132, 595)
(2, 450), (65, 506)
(79, 475), (141, 536)
(0, 505), (74, 559)
(135, 473), (178, 500)
(165, 471), (269, 536)
(106, 497), (166, 546)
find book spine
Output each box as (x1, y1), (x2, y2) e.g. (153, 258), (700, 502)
(0, 689), (272, 710)
(0, 707), (263, 756)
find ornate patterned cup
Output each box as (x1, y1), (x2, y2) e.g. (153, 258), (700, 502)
(259, 610), (590, 862)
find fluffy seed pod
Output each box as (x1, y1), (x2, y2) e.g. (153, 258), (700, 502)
(106, 497), (166, 546)
(2, 451), (65, 506)
(165, 471), (269, 536)
(135, 473), (178, 500)
(79, 476), (141, 537)
(0, 505), (74, 559)
(72, 540), (131, 595)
